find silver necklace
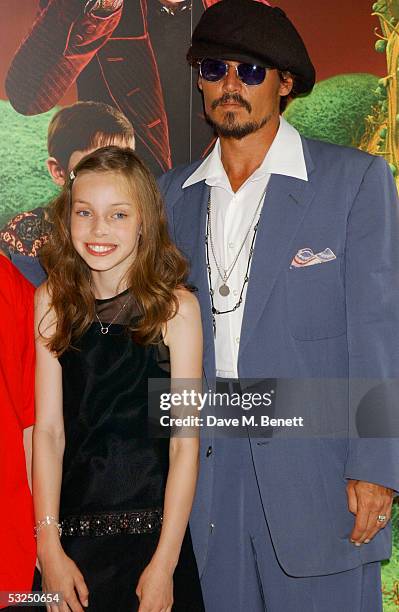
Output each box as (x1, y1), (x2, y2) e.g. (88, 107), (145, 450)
(205, 202), (262, 337)
(208, 185), (267, 297)
(95, 295), (132, 335)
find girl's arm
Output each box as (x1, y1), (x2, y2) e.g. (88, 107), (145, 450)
(23, 426), (33, 491)
(136, 289), (203, 612)
(34, 285), (89, 612)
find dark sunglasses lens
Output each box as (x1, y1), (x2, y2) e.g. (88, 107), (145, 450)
(200, 59), (227, 82)
(237, 64), (267, 85)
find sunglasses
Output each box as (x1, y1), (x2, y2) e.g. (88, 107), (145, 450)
(199, 58), (269, 86)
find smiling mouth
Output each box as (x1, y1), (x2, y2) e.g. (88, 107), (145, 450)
(85, 243), (117, 256)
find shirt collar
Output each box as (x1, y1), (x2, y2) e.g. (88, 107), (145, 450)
(182, 116), (308, 190)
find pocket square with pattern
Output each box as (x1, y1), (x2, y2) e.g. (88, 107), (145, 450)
(290, 248), (336, 268)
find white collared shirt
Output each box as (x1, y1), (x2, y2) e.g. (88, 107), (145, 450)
(183, 117), (308, 378)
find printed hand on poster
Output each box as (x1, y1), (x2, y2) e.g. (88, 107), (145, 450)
(5, 0), (218, 174)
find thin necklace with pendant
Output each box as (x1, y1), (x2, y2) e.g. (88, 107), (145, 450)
(208, 185), (267, 297)
(206, 201), (262, 337)
(95, 295), (132, 335)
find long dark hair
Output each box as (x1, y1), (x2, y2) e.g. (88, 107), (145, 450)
(41, 146), (188, 355)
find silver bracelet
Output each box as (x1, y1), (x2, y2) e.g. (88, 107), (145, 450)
(34, 515), (62, 538)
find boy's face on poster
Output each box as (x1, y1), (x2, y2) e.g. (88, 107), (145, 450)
(70, 170), (141, 284)
(198, 62), (293, 138)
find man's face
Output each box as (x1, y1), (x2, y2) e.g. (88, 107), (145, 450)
(198, 60), (292, 139)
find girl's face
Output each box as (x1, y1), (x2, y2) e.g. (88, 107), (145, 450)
(71, 170), (141, 287)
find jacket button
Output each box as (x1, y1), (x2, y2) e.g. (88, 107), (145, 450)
(210, 522), (215, 532)
(206, 446), (213, 457)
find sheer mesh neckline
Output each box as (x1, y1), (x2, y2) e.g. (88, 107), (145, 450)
(94, 289), (141, 325)
(91, 289), (170, 372)
(95, 288), (130, 304)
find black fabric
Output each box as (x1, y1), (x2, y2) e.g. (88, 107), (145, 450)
(54, 291), (204, 609)
(31, 533), (204, 612)
(188, 0), (315, 94)
(59, 291), (170, 517)
(61, 528), (204, 611)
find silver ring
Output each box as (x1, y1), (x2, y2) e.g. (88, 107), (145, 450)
(377, 514), (387, 523)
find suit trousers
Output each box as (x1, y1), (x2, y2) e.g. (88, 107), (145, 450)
(200, 436), (382, 612)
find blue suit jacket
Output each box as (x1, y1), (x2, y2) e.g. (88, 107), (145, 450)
(159, 137), (399, 577)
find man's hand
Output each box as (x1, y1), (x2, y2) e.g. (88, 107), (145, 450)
(346, 479), (394, 545)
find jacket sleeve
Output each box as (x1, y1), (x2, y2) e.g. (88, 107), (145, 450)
(158, 169), (177, 243)
(5, 0), (122, 115)
(343, 155), (399, 492)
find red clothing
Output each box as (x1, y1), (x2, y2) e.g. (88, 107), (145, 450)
(0, 255), (35, 600)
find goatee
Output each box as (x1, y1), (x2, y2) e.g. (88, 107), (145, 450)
(206, 111), (273, 140)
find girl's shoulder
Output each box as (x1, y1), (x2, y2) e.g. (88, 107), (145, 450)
(173, 287), (201, 319)
(34, 281), (56, 338)
(162, 288), (201, 348)
(35, 280), (51, 307)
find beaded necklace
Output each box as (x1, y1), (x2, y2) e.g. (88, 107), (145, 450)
(205, 190), (265, 337)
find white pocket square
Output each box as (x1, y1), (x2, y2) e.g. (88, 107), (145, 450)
(290, 248), (336, 268)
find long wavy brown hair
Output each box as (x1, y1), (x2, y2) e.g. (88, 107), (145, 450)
(41, 146), (189, 355)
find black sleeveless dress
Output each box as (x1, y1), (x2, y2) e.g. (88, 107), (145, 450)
(58, 291), (204, 611)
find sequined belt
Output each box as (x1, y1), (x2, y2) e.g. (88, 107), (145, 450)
(61, 509), (163, 537)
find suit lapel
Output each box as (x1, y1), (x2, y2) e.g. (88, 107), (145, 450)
(239, 163), (316, 362)
(173, 182), (216, 385)
(169, 137), (316, 380)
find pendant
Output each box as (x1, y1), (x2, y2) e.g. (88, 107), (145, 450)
(100, 327), (109, 335)
(219, 284), (230, 297)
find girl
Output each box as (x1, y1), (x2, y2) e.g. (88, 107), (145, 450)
(34, 147), (204, 612)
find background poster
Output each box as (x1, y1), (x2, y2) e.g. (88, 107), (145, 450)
(0, 1), (398, 608)
(0, 0), (390, 226)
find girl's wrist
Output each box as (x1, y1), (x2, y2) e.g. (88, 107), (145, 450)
(36, 525), (63, 556)
(37, 546), (64, 567)
(37, 541), (64, 565)
(150, 550), (178, 575)
(34, 515), (62, 538)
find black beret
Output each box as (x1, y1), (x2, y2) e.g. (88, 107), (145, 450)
(188, 0), (315, 94)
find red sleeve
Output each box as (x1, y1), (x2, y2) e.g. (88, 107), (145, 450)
(0, 257), (35, 428)
(0, 257), (36, 593)
(20, 279), (35, 429)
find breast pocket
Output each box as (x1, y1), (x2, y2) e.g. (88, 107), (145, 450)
(286, 259), (346, 340)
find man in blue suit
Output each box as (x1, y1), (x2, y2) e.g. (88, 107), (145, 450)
(159, 1), (399, 610)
